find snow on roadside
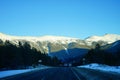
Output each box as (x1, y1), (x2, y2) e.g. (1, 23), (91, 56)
(78, 63), (120, 74)
(0, 66), (49, 78)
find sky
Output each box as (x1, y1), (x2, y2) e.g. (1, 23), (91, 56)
(0, 0), (120, 39)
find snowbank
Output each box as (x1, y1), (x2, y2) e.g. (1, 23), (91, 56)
(0, 67), (49, 78)
(78, 63), (120, 74)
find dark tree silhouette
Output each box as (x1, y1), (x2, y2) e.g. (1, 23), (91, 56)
(0, 40), (62, 69)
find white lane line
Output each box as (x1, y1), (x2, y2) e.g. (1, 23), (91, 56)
(71, 68), (81, 80)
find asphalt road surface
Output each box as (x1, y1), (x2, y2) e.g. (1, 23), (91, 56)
(1, 67), (120, 80)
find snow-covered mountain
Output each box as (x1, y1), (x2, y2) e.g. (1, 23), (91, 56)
(0, 33), (90, 54)
(0, 33), (78, 42)
(0, 33), (120, 54)
(1, 33), (120, 63)
(86, 34), (120, 44)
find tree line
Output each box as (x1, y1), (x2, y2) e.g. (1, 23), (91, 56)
(83, 43), (120, 66)
(71, 43), (120, 66)
(0, 40), (61, 70)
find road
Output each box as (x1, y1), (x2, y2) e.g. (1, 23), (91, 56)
(1, 67), (120, 80)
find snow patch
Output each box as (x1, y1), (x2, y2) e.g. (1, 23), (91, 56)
(0, 69), (33, 78)
(78, 63), (120, 74)
(0, 67), (49, 78)
(62, 46), (69, 55)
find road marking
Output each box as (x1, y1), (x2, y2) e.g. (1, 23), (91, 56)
(70, 68), (81, 80)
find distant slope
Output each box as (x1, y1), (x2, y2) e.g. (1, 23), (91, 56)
(49, 48), (89, 62)
(0, 33), (120, 64)
(105, 40), (120, 53)
(86, 34), (120, 44)
(0, 33), (90, 54)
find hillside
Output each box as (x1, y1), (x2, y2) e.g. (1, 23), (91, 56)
(0, 33), (120, 67)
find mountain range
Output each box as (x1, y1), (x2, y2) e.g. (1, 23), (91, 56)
(0, 33), (120, 63)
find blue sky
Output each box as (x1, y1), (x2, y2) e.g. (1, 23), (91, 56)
(0, 0), (120, 39)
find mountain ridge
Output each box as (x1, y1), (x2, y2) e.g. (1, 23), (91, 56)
(0, 32), (120, 54)
(1, 32), (120, 65)
(0, 33), (78, 41)
(86, 34), (120, 44)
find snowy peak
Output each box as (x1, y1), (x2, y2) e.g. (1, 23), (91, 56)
(103, 34), (120, 41)
(0, 33), (78, 41)
(1, 33), (120, 43)
(86, 34), (120, 44)
(0, 33), (84, 53)
(0, 33), (120, 52)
